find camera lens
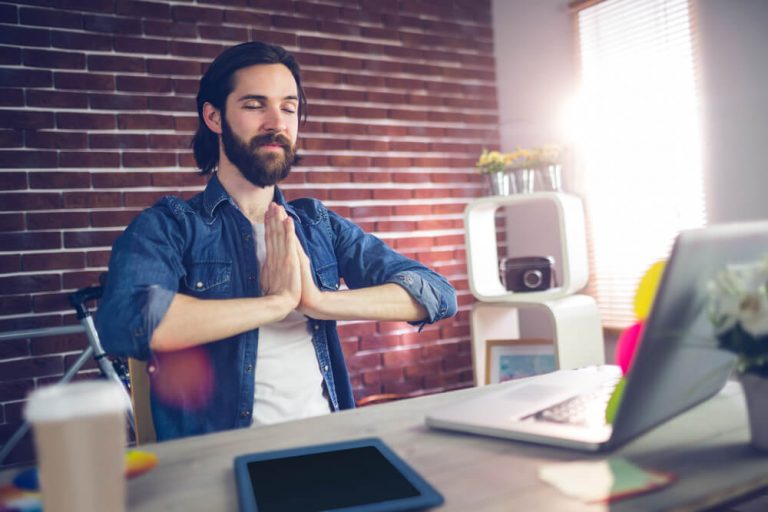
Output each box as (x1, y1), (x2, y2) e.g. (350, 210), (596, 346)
(522, 269), (543, 289)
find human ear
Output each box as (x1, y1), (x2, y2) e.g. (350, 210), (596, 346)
(202, 102), (222, 135)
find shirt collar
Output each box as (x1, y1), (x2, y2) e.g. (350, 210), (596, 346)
(202, 173), (297, 220)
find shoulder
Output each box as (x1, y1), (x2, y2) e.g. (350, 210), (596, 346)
(125, 193), (201, 233)
(288, 196), (331, 224)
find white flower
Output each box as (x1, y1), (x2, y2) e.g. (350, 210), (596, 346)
(708, 258), (768, 338)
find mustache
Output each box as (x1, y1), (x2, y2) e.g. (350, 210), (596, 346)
(249, 132), (292, 151)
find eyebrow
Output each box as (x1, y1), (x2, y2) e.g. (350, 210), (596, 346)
(236, 94), (299, 102)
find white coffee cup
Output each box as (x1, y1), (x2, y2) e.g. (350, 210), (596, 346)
(24, 380), (130, 512)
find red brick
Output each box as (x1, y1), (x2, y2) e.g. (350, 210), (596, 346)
(59, 151), (119, 168)
(146, 58), (201, 76)
(64, 230), (120, 248)
(249, 28), (296, 47)
(0, 274), (61, 295)
(372, 189), (411, 200)
(382, 379), (423, 395)
(0, 26), (50, 48)
(51, 29), (112, 51)
(90, 209), (140, 227)
(83, 13), (142, 34)
(116, 0), (171, 19)
(197, 24), (248, 42)
(116, 76), (172, 92)
(32, 292), (72, 313)
(86, 249), (111, 266)
(174, 116), (198, 131)
(0, 212), (24, 231)
(0, 193), (62, 211)
(149, 134), (192, 150)
(27, 211), (89, 230)
(143, 18), (197, 38)
(114, 35), (169, 55)
(0, 150), (57, 168)
(56, 112), (115, 130)
(21, 251), (85, 272)
(62, 270), (104, 289)
(30, 333), (87, 356)
(393, 237), (433, 250)
(375, 220), (416, 232)
(0, 171), (26, 189)
(87, 54), (145, 72)
(29, 171), (90, 189)
(171, 41), (224, 59)
(0, 110), (54, 129)
(20, 6), (82, 28)
(22, 48), (85, 69)
(63, 192), (121, 208)
(392, 172), (431, 183)
(148, 95), (195, 112)
(0, 355), (64, 381)
(0, 88), (23, 106)
(366, 125), (408, 137)
(172, 78), (198, 95)
(337, 321), (377, 338)
(351, 172), (391, 184)
(0, 314), (63, 333)
(347, 352), (381, 372)
(122, 152), (177, 168)
(89, 93), (148, 110)
(90, 133), (148, 150)
(0, 380), (34, 402)
(123, 190), (169, 207)
(53, 72), (115, 91)
(117, 113), (174, 130)
(172, 4), (223, 22)
(151, 172), (206, 188)
(0, 295), (32, 316)
(25, 131), (87, 150)
(272, 14), (318, 31)
(26, 90), (88, 109)
(329, 189), (371, 201)
(91, 172), (152, 188)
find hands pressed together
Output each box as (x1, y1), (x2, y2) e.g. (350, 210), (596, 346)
(259, 203), (323, 319)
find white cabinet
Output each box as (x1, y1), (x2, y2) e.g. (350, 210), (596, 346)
(465, 193), (605, 386)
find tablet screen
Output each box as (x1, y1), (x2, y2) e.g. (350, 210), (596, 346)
(234, 438), (443, 512)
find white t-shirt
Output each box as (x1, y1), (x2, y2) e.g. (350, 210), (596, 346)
(251, 223), (331, 426)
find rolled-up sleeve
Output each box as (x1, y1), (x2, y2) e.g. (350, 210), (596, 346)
(329, 209), (457, 326)
(96, 201), (186, 361)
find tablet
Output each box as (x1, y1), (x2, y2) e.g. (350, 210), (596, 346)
(234, 437), (444, 512)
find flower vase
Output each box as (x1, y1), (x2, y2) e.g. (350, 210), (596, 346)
(739, 373), (768, 452)
(486, 172), (513, 196)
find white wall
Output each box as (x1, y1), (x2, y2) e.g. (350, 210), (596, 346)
(491, 0), (768, 224)
(695, 0), (768, 223)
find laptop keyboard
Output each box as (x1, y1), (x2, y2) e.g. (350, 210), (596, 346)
(528, 375), (621, 427)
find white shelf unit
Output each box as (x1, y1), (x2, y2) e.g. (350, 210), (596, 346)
(465, 193), (605, 385)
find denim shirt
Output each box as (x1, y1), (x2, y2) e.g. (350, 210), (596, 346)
(95, 174), (457, 441)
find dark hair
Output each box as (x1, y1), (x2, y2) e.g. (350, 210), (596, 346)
(192, 41), (307, 175)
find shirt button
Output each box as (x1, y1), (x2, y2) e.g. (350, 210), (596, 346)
(324, 365), (329, 372)
(196, 281), (204, 289)
(313, 324), (320, 331)
(240, 410), (250, 419)
(245, 364), (253, 373)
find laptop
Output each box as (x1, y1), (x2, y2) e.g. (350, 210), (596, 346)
(427, 221), (768, 452)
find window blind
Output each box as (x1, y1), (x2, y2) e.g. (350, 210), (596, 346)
(573, 0), (706, 328)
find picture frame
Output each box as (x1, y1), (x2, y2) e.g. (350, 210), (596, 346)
(484, 338), (557, 385)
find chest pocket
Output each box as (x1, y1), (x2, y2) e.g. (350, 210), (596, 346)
(183, 262), (232, 298)
(314, 262), (339, 291)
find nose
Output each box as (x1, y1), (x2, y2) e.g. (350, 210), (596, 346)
(262, 105), (287, 133)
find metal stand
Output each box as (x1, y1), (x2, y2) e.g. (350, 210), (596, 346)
(0, 284), (136, 465)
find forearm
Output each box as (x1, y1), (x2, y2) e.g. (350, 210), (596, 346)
(150, 292), (295, 352)
(302, 283), (427, 322)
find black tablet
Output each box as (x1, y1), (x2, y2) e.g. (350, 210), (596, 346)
(233, 437), (444, 512)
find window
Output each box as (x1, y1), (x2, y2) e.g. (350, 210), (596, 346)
(572, 0), (706, 328)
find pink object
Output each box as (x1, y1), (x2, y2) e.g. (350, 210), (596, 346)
(615, 321), (645, 374)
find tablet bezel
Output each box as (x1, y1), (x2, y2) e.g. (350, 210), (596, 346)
(233, 437), (444, 512)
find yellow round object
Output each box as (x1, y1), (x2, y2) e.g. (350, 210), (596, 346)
(633, 260), (666, 320)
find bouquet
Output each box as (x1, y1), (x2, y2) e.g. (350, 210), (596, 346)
(707, 257), (768, 376)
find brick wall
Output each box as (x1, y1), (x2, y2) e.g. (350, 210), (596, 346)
(0, 0), (498, 465)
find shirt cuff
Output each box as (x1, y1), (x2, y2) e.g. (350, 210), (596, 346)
(131, 285), (176, 360)
(386, 270), (448, 329)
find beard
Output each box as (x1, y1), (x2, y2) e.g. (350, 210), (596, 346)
(220, 115), (296, 188)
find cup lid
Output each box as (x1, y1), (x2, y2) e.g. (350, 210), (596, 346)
(24, 380), (129, 423)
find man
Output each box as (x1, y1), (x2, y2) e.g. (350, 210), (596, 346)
(96, 41), (457, 441)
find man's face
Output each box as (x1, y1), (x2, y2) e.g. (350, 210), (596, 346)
(219, 64), (300, 187)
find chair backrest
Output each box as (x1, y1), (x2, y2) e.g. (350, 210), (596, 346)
(128, 358), (156, 444)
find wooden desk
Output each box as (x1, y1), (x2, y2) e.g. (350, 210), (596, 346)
(122, 380), (768, 511)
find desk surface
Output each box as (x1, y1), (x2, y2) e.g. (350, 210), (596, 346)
(121, 380), (768, 511)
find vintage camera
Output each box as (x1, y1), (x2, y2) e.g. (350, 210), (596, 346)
(499, 256), (555, 292)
